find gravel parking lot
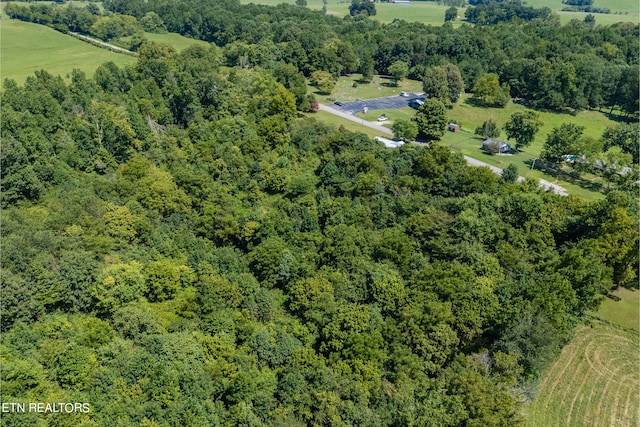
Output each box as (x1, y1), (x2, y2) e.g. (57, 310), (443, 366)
(333, 92), (425, 114)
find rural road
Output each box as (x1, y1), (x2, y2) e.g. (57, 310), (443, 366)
(318, 104), (568, 196)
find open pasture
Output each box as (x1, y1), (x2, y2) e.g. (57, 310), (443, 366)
(527, 289), (640, 427)
(242, 0), (466, 25)
(0, 18), (135, 84)
(241, 0), (637, 25)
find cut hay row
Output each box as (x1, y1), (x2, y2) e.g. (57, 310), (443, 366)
(527, 320), (640, 427)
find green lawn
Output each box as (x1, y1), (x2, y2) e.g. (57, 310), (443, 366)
(0, 18), (135, 84)
(359, 107), (416, 123)
(444, 95), (625, 200)
(527, 288), (640, 427)
(308, 110), (387, 139)
(594, 287), (640, 331)
(316, 74), (423, 103)
(445, 94), (620, 160)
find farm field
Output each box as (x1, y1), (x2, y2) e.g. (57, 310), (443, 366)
(242, 0), (466, 26)
(241, 0), (638, 25)
(527, 288), (640, 427)
(0, 18), (135, 84)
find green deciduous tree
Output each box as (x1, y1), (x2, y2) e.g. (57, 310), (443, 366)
(504, 111), (543, 151)
(388, 60), (409, 86)
(445, 7), (458, 22)
(501, 163), (519, 184)
(472, 73), (510, 107)
(0, 135), (44, 207)
(144, 258), (195, 302)
(391, 119), (418, 141)
(349, 0), (376, 16)
(475, 119), (501, 139)
(602, 123), (639, 164)
(89, 100), (140, 162)
(422, 63), (464, 106)
(541, 123), (586, 163)
(310, 70), (335, 94)
(92, 261), (146, 314)
(414, 98), (447, 141)
(140, 12), (166, 33)
(90, 14), (139, 41)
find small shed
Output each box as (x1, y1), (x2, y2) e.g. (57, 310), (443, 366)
(482, 139), (511, 154)
(448, 123), (460, 132)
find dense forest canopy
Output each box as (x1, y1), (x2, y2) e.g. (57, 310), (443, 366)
(1, 1), (639, 426)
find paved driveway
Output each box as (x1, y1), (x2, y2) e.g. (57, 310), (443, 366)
(333, 93), (424, 115)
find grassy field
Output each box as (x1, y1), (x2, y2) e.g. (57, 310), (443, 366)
(319, 74), (423, 102)
(527, 288), (640, 427)
(0, 18), (136, 84)
(594, 287), (640, 331)
(242, 0), (466, 26)
(242, 0), (638, 25)
(443, 95), (621, 200)
(0, 15), (207, 85)
(308, 110), (386, 139)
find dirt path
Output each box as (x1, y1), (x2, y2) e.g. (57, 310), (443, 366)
(69, 32), (136, 55)
(318, 104), (569, 196)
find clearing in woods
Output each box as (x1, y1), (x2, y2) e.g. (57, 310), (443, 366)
(526, 288), (640, 427)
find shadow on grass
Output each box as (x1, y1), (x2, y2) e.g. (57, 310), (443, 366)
(502, 98), (637, 124)
(600, 110), (637, 124)
(527, 159), (605, 193)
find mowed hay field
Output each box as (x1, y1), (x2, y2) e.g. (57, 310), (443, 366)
(527, 289), (640, 427)
(1, 18), (135, 84)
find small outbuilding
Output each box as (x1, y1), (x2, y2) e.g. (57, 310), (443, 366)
(448, 123), (460, 132)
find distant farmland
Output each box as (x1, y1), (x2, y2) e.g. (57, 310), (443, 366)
(527, 289), (640, 427)
(1, 18), (135, 84)
(241, 0), (638, 25)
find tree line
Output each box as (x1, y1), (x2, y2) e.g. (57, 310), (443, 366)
(5, 0), (639, 115)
